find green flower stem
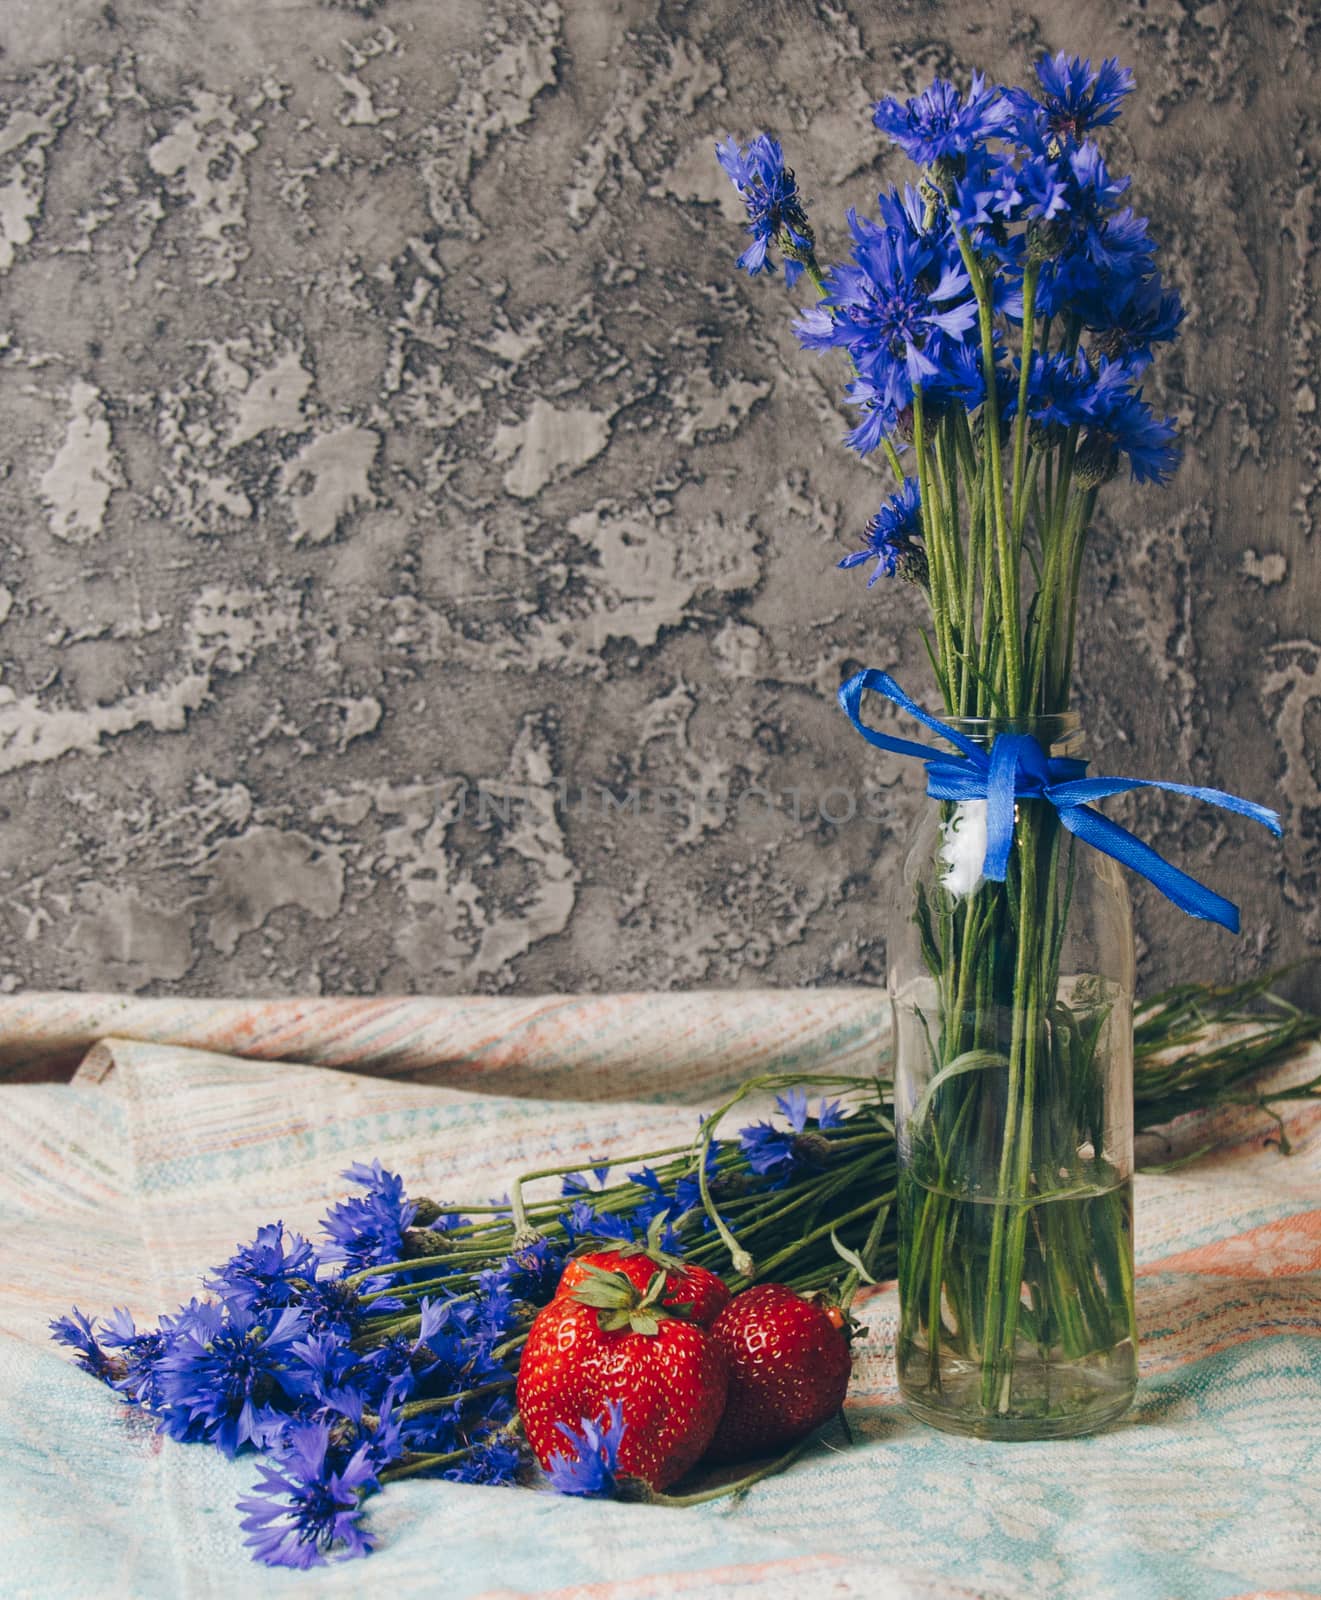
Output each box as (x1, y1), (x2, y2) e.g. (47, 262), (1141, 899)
(1059, 486), (1099, 705)
(747, 1194), (893, 1284)
(653, 1426), (828, 1507)
(991, 850), (1048, 1409)
(1010, 259), (1040, 544)
(380, 1444), (481, 1483)
(957, 229), (1022, 714)
(975, 404), (1002, 716)
(933, 417), (965, 598)
(883, 436), (907, 485)
(977, 818), (1040, 1411)
(399, 1378), (516, 1420)
(912, 392), (956, 710)
(953, 414), (988, 715)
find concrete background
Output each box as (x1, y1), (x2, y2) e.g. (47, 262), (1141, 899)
(0, 0), (1316, 1001)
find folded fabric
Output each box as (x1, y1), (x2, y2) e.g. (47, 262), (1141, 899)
(1, 999), (1319, 1600)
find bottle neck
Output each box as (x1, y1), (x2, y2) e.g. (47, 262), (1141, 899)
(942, 713), (1083, 758)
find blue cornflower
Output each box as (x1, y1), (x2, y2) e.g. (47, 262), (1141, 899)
(156, 1302), (308, 1456)
(547, 1400), (628, 1497)
(320, 1161), (416, 1273)
(738, 1122), (795, 1176)
(485, 1237), (565, 1304)
(561, 1198), (636, 1246)
(922, 335), (1014, 421)
(777, 1088), (811, 1132)
(716, 133), (813, 284)
(207, 1223), (317, 1314)
(561, 1164), (611, 1197)
(50, 1307), (121, 1384)
(298, 1275), (377, 1340)
(287, 1331), (362, 1407)
(1017, 152), (1069, 222)
(327, 1391), (406, 1472)
(238, 1421), (380, 1569)
(358, 1297), (453, 1407)
(473, 1279), (519, 1345)
(1005, 350), (1107, 434)
(839, 478), (924, 586)
(873, 72), (1012, 166)
(623, 1167), (690, 1246)
(816, 1098), (846, 1129)
(1080, 383), (1180, 485)
(1034, 145), (1154, 319)
(100, 1307), (172, 1408)
(810, 207), (978, 379)
(739, 1091), (842, 1179)
(838, 375), (903, 455)
(1012, 54), (1135, 146)
(446, 1436), (523, 1486)
(797, 206), (977, 439)
(1075, 270), (1185, 368)
(672, 1136), (722, 1217)
(875, 183), (929, 240)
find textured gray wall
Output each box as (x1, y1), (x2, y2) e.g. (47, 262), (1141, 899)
(0, 0), (1316, 1002)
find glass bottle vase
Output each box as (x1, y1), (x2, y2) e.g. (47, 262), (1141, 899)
(888, 712), (1138, 1440)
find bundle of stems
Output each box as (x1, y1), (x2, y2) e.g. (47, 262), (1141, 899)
(356, 974), (1319, 1364)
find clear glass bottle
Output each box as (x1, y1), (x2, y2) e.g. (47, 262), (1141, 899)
(888, 713), (1138, 1439)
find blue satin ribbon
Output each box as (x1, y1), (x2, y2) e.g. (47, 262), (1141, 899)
(838, 669), (1282, 934)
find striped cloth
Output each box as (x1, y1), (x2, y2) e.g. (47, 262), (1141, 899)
(1, 991), (1319, 1600)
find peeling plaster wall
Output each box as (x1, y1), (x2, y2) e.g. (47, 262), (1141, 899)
(0, 0), (1317, 1001)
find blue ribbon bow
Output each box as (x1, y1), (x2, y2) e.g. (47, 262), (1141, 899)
(838, 669), (1282, 933)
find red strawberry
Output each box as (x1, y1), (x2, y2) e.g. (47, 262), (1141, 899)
(557, 1247), (731, 1328)
(703, 1283), (852, 1463)
(517, 1266), (729, 1491)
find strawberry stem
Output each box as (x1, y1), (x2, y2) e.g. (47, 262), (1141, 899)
(653, 1425), (831, 1507)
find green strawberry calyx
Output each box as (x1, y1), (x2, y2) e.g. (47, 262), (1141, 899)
(569, 1265), (695, 1335)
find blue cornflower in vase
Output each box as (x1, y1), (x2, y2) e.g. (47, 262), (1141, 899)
(872, 71), (1012, 168)
(547, 1400), (629, 1498)
(1075, 380), (1180, 486)
(1009, 53), (1135, 147)
(1005, 349), (1124, 439)
(839, 477), (927, 588)
(716, 133), (815, 284)
(238, 1420), (381, 1569)
(796, 206), (978, 415)
(1076, 270), (1185, 368)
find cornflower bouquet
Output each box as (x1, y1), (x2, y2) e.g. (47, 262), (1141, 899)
(718, 53), (1180, 720)
(49, 52), (1313, 1567)
(717, 55), (1282, 1436)
(51, 978), (1321, 1566)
